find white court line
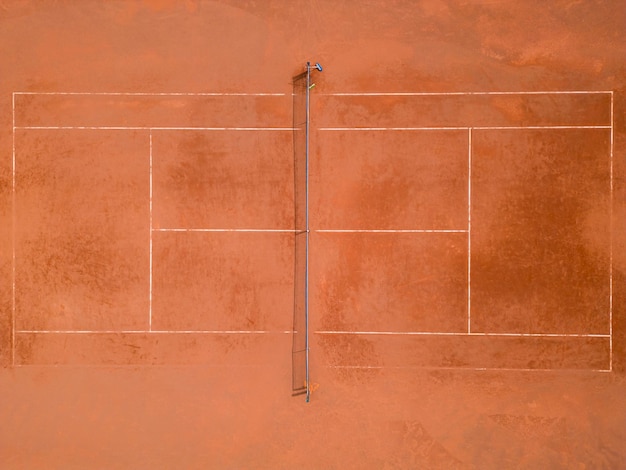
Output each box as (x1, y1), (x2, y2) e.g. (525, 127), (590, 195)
(17, 330), (608, 338)
(323, 91), (612, 96)
(14, 364), (292, 369)
(315, 229), (468, 233)
(11, 93), (16, 367)
(319, 127), (466, 131)
(318, 126), (611, 131)
(326, 365), (611, 372)
(19, 126), (609, 131)
(610, 91), (614, 372)
(153, 228), (297, 233)
(15, 126), (295, 131)
(149, 132), (153, 332)
(467, 128), (472, 334)
(15, 91), (611, 97)
(150, 330), (294, 334)
(16, 330), (293, 334)
(14, 92), (287, 96)
(315, 331), (610, 338)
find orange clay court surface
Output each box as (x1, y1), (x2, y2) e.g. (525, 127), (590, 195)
(1, 1), (626, 468)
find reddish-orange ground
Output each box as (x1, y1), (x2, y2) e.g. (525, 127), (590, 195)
(1, 1), (625, 468)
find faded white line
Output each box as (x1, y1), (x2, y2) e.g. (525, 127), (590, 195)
(149, 131), (153, 332)
(11, 92), (16, 367)
(318, 126), (611, 131)
(323, 91), (612, 96)
(468, 128), (472, 334)
(14, 92), (286, 96)
(610, 91), (614, 372)
(315, 229), (468, 233)
(325, 365), (611, 372)
(17, 330), (294, 334)
(315, 331), (610, 338)
(153, 228), (297, 233)
(16, 126), (295, 131)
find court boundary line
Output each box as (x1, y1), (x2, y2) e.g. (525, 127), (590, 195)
(153, 228), (297, 233)
(318, 126), (611, 131)
(15, 126), (295, 131)
(16, 330), (294, 334)
(13, 92), (287, 96)
(10, 89), (615, 373)
(7, 364), (611, 372)
(11, 93), (16, 366)
(149, 132), (153, 331)
(467, 128), (472, 334)
(315, 331), (610, 338)
(323, 91), (612, 96)
(609, 91), (614, 371)
(326, 365), (612, 373)
(12, 364), (295, 369)
(16, 126), (610, 132)
(13, 90), (612, 97)
(315, 229), (467, 233)
(16, 330), (609, 338)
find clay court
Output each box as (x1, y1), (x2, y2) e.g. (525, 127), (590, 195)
(1, 1), (626, 468)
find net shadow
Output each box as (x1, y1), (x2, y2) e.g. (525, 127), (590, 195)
(292, 71), (308, 396)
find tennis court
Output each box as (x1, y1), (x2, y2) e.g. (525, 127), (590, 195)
(1, 1), (625, 468)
